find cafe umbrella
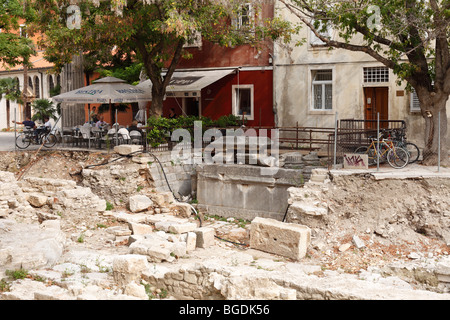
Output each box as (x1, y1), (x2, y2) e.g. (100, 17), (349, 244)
(52, 76), (152, 148)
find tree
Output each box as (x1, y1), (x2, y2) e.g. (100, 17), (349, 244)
(278, 0), (450, 165)
(0, 77), (23, 129)
(0, 0), (35, 68)
(31, 98), (57, 122)
(31, 0), (284, 117)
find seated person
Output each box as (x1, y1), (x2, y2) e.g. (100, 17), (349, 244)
(96, 116), (108, 129)
(36, 117), (51, 138)
(127, 120), (143, 134)
(13, 117), (38, 140)
(13, 117), (36, 129)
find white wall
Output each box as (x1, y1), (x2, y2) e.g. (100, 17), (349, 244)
(0, 70), (58, 129)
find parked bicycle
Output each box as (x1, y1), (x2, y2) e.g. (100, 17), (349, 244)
(355, 130), (409, 169)
(15, 126), (58, 149)
(388, 128), (420, 164)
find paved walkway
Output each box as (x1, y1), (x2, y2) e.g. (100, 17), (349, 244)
(330, 163), (450, 179)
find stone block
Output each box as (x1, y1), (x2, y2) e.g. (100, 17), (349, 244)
(112, 254), (149, 287)
(194, 227), (215, 248)
(128, 222), (153, 235)
(186, 232), (197, 252)
(168, 222), (197, 234)
(343, 153), (369, 169)
(250, 217), (311, 261)
(27, 194), (48, 208)
(129, 195), (153, 213)
(114, 144), (143, 156)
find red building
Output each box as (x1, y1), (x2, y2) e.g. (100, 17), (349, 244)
(155, 3), (275, 128)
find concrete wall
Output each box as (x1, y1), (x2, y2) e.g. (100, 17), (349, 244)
(148, 151), (195, 199)
(196, 164), (304, 221)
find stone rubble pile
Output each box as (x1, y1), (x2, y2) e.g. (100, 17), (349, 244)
(2, 165), (450, 300)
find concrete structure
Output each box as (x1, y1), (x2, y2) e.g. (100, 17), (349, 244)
(272, 1), (450, 149)
(196, 164), (304, 221)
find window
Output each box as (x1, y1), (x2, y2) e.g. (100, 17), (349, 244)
(234, 3), (252, 30)
(364, 67), (389, 83)
(410, 89), (421, 112)
(311, 70), (333, 110)
(184, 30), (202, 48)
(48, 75), (54, 96)
(34, 76), (40, 98)
(310, 20), (332, 46)
(232, 85), (254, 120)
(19, 24), (27, 38)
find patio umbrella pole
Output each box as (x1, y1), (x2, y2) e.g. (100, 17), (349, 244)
(115, 106), (118, 145)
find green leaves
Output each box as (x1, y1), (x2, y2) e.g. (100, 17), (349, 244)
(0, 77), (22, 104)
(31, 99), (58, 122)
(146, 114), (243, 147)
(0, 0), (36, 68)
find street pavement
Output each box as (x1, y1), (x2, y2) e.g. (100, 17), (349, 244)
(0, 132), (19, 151)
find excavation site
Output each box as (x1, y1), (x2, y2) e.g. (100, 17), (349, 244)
(0, 149), (450, 301)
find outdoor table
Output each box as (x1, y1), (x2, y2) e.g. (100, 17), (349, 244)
(92, 127), (107, 149)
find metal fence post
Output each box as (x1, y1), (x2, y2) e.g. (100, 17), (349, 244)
(14, 108), (17, 152)
(334, 112), (338, 170)
(438, 111), (441, 173)
(377, 113), (380, 172)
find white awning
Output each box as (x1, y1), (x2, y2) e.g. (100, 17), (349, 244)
(136, 68), (236, 98)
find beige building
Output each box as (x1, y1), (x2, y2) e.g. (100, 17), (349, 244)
(273, 4), (450, 150)
(0, 49), (60, 129)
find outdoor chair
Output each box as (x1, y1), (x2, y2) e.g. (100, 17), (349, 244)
(102, 128), (123, 147)
(79, 125), (95, 148)
(129, 130), (143, 145)
(118, 128), (131, 144)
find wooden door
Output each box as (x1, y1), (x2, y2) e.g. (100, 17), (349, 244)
(364, 87), (389, 129)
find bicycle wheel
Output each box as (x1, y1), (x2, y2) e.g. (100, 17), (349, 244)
(404, 142), (420, 164)
(43, 133), (57, 148)
(355, 146), (377, 165)
(387, 147), (409, 169)
(16, 133), (31, 149)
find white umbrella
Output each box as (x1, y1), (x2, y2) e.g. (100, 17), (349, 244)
(52, 76), (152, 104)
(52, 76), (152, 148)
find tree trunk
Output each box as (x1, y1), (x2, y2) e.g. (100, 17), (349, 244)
(421, 94), (449, 165)
(6, 99), (10, 129)
(150, 92), (164, 117)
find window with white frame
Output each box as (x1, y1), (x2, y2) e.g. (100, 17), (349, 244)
(234, 3), (253, 30)
(19, 24), (27, 38)
(311, 70), (333, 110)
(310, 20), (332, 46)
(364, 67), (389, 83)
(232, 84), (254, 120)
(410, 89), (421, 112)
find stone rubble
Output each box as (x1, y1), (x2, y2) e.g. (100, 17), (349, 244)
(1, 150), (450, 300)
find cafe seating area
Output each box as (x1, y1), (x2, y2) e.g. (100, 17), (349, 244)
(61, 123), (146, 150)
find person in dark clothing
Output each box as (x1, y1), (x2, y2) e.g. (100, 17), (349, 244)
(168, 108), (177, 119)
(127, 120), (143, 134)
(13, 117), (36, 129)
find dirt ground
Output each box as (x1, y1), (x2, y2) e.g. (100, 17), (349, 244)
(1, 150), (450, 292)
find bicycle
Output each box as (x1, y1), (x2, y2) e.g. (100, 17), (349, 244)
(355, 130), (409, 169)
(15, 126), (58, 149)
(389, 128), (420, 164)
